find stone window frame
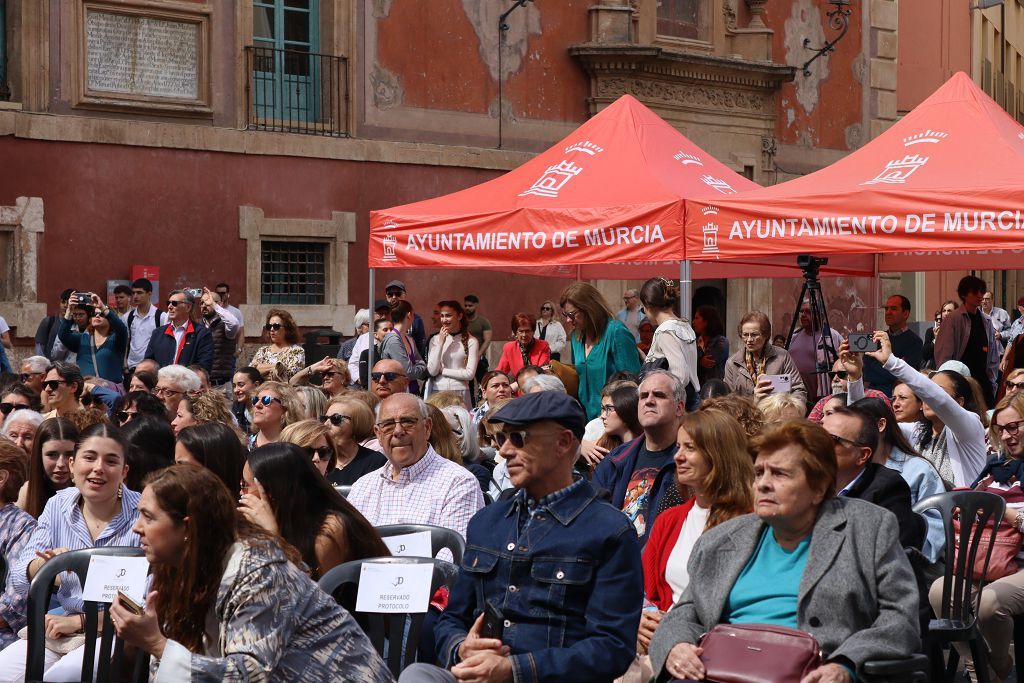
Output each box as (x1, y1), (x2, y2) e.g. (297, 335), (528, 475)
(0, 197), (47, 336)
(238, 205), (357, 334)
(637, 0), (716, 52)
(67, 0), (214, 117)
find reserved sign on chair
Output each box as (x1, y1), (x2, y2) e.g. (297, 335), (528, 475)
(381, 531), (433, 558)
(81, 555), (150, 604)
(355, 562), (433, 614)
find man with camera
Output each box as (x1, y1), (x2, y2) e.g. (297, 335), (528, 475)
(399, 391), (642, 683)
(144, 289), (213, 373)
(862, 295), (923, 397)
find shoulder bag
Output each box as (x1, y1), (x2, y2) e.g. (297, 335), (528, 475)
(698, 623), (823, 683)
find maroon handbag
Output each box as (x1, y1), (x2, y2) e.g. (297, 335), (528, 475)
(698, 624), (823, 683)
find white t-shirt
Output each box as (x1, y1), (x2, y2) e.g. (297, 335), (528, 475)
(666, 503), (709, 604)
(226, 304), (244, 327)
(0, 316), (10, 336)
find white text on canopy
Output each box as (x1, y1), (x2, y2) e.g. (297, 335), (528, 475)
(724, 211), (1024, 242)
(405, 225), (666, 253)
(82, 556), (150, 604)
(356, 562), (433, 614)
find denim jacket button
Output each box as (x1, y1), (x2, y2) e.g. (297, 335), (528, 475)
(507, 543), (515, 551)
(556, 570), (565, 580)
(503, 619), (512, 628)
(509, 585), (518, 592)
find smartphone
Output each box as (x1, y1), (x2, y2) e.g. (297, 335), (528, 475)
(185, 288), (203, 299)
(116, 590), (144, 616)
(848, 332), (879, 354)
(75, 293), (92, 306)
(480, 600), (504, 640)
(762, 374), (792, 393)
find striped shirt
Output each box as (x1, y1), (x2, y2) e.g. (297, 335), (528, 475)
(348, 446), (484, 543)
(0, 504), (37, 646)
(11, 486), (141, 614)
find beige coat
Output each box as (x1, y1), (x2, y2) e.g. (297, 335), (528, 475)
(723, 343), (808, 407)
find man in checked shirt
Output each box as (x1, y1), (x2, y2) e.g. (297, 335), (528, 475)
(348, 393), (484, 544)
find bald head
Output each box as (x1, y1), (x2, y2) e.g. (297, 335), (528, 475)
(371, 359), (409, 399)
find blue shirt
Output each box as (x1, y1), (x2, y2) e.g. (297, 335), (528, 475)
(725, 526), (810, 628)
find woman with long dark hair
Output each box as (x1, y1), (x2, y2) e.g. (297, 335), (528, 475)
(175, 422), (247, 495)
(108, 465), (391, 681)
(231, 367), (263, 433)
(251, 309), (305, 379)
(16, 417), (78, 518)
(426, 300), (478, 404)
(692, 305), (729, 385)
(240, 443), (390, 578)
(594, 382), (641, 459)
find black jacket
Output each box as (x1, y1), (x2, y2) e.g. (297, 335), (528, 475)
(843, 462), (926, 551)
(145, 321), (214, 372)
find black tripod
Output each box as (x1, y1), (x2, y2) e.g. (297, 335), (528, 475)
(785, 255), (838, 398)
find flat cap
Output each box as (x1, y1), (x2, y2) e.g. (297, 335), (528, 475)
(374, 299), (391, 311)
(489, 391), (586, 439)
(385, 280), (406, 292)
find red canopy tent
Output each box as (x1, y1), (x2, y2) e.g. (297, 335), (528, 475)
(684, 72), (1024, 272)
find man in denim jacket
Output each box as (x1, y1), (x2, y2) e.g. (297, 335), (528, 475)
(400, 391), (643, 683)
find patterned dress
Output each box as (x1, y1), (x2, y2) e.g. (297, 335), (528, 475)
(152, 538), (393, 682)
(250, 344), (305, 378)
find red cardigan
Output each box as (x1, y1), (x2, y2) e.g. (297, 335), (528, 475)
(496, 339), (551, 377)
(642, 499), (697, 612)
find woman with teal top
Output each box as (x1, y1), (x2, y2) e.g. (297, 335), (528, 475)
(559, 282), (641, 419)
(56, 291), (128, 384)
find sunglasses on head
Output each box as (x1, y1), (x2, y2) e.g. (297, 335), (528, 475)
(264, 323), (283, 331)
(371, 371), (405, 383)
(0, 403), (27, 416)
(42, 380), (66, 392)
(251, 395), (283, 407)
(320, 413), (351, 426)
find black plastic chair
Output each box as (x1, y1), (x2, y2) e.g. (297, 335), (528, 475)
(861, 654), (930, 682)
(913, 491), (1006, 683)
(334, 485), (351, 498)
(376, 523), (466, 564)
(26, 546), (149, 683)
(318, 556), (459, 677)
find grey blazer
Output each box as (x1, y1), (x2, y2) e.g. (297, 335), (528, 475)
(648, 497), (920, 680)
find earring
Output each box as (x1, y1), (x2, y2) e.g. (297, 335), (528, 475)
(117, 483), (123, 501)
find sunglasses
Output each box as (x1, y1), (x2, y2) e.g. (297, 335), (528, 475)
(42, 380), (66, 392)
(215, 291), (229, 297)
(1006, 380), (1024, 392)
(830, 371), (850, 380)
(0, 403), (27, 416)
(993, 420), (1024, 437)
(371, 371), (406, 383)
(541, 306), (553, 311)
(307, 446), (334, 461)
(264, 323), (283, 331)
(80, 394), (97, 407)
(251, 395), (283, 407)
(562, 310), (580, 321)
(320, 414), (352, 426)
(19, 372), (42, 382)
(166, 299), (188, 307)
(494, 430), (531, 449)
(321, 371), (340, 379)
(115, 410), (137, 424)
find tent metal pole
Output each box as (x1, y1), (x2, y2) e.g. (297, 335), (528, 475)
(680, 260), (692, 319)
(368, 268), (376, 378)
(873, 254), (881, 329)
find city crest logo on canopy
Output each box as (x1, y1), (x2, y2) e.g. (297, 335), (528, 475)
(861, 129), (949, 186)
(518, 139), (605, 198)
(382, 220), (399, 262)
(701, 206), (721, 259)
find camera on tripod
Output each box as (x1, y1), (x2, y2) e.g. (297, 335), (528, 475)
(797, 254), (828, 277)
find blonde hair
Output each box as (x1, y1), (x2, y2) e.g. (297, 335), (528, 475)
(256, 381), (305, 431)
(326, 395), (375, 442)
(427, 404), (463, 465)
(757, 392), (806, 426)
(183, 389), (234, 427)
(296, 386), (329, 421)
(427, 391), (468, 409)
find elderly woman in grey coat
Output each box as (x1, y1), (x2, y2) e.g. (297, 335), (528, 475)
(724, 311), (808, 407)
(649, 420), (919, 683)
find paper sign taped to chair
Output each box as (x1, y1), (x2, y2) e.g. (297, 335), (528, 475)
(355, 562), (433, 614)
(82, 556), (150, 604)
(381, 531), (432, 558)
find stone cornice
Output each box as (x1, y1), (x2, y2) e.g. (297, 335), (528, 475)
(569, 43), (795, 92)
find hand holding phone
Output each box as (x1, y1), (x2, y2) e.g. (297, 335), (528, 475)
(479, 600), (505, 641)
(116, 590), (144, 616)
(761, 374), (792, 394)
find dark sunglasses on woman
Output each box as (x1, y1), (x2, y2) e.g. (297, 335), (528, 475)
(264, 323), (283, 331)
(0, 403), (27, 416)
(319, 414), (351, 426)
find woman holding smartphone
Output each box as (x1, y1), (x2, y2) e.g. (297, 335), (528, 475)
(724, 311), (808, 407)
(426, 300), (479, 405)
(56, 292), (129, 385)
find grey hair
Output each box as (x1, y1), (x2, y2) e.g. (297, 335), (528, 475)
(169, 288), (195, 305)
(522, 374), (566, 394)
(296, 386), (329, 420)
(22, 356), (50, 374)
(158, 364), (201, 393)
(375, 393), (430, 420)
(639, 369), (687, 402)
(3, 409), (44, 433)
(353, 308), (371, 328)
(441, 405), (482, 463)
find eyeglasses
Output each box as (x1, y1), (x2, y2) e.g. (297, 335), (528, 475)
(307, 446), (334, 461)
(251, 395), (283, 407)
(494, 430), (531, 449)
(320, 413), (351, 426)
(562, 310), (580, 321)
(740, 332), (763, 339)
(115, 410), (137, 424)
(828, 433), (862, 449)
(19, 372), (42, 382)
(264, 323), (283, 331)
(376, 416), (420, 433)
(1006, 380), (1024, 392)
(371, 371), (406, 383)
(41, 380), (67, 392)
(166, 299), (187, 307)
(993, 420), (1024, 437)
(239, 480), (253, 495)
(154, 386), (183, 398)
(0, 403), (27, 416)
(600, 404), (616, 415)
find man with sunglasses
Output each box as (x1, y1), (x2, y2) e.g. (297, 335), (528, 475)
(144, 289), (214, 374)
(822, 406), (924, 550)
(348, 393), (483, 549)
(40, 362), (84, 418)
(401, 391), (642, 683)
(369, 359), (409, 400)
(18, 356), (48, 396)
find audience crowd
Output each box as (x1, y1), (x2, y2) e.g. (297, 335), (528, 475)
(0, 273), (1019, 681)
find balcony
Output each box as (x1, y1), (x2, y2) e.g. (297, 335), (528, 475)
(245, 46), (348, 137)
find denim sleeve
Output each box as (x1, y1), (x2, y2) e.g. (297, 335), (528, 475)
(507, 524), (643, 683)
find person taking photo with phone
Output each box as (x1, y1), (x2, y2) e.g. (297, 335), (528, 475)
(57, 292), (129, 385)
(725, 311), (807, 408)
